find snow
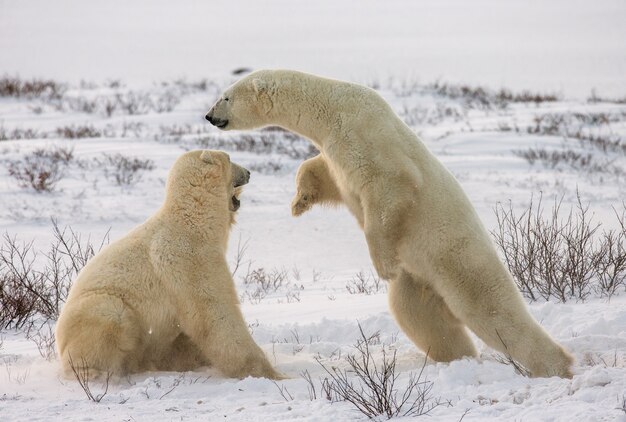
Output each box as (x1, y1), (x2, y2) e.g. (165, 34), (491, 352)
(1, 1), (626, 421)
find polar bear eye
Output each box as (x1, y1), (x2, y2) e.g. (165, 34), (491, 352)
(224, 97), (230, 102)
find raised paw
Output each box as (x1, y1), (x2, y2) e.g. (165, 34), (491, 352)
(291, 191), (314, 217)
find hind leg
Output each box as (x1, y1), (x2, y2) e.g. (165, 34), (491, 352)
(389, 270), (477, 361)
(415, 257), (574, 378)
(56, 294), (145, 379)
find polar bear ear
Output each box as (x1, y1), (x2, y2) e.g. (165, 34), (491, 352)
(200, 150), (214, 164)
(252, 78), (267, 94)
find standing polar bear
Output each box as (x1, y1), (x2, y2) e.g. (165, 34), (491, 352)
(56, 150), (282, 380)
(205, 70), (574, 378)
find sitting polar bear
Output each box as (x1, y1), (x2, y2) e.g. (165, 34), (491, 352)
(205, 70), (574, 378)
(55, 150), (282, 380)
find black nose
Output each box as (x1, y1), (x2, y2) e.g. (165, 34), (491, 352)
(205, 113), (213, 123)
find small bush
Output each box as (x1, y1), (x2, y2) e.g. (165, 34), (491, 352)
(0, 75), (65, 99)
(495, 89), (559, 104)
(241, 267), (287, 304)
(56, 125), (101, 139)
(427, 82), (559, 110)
(193, 132), (318, 160)
(310, 325), (448, 419)
(0, 220), (109, 329)
(400, 103), (466, 126)
(587, 89), (626, 105)
(60, 89), (182, 117)
(514, 148), (591, 169)
(6, 148), (73, 192)
(0, 125), (47, 141)
(68, 354), (111, 403)
(345, 271), (386, 295)
(493, 195), (626, 302)
(525, 113), (626, 156)
(247, 159), (285, 175)
(98, 153), (155, 186)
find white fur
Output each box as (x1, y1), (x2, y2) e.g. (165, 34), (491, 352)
(55, 150), (282, 380)
(207, 70), (574, 378)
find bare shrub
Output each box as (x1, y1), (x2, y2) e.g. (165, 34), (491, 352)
(272, 380), (294, 402)
(428, 81), (494, 109)
(156, 124), (213, 143)
(114, 91), (153, 115)
(492, 195), (626, 302)
(587, 89), (626, 105)
(0, 125), (47, 141)
(25, 320), (56, 360)
(514, 148), (590, 169)
(98, 153), (155, 186)
(427, 81), (559, 110)
(345, 271), (386, 295)
(4, 359), (30, 385)
(241, 267), (288, 304)
(525, 112), (626, 156)
(68, 354), (111, 403)
(400, 103), (466, 126)
(0, 221), (109, 329)
(0, 75), (65, 99)
(62, 97), (99, 115)
(7, 152), (64, 192)
(572, 133), (626, 156)
(595, 207), (626, 298)
(312, 325), (448, 419)
(247, 159), (285, 175)
(495, 89), (559, 104)
(194, 132), (318, 160)
(152, 89), (181, 113)
(56, 125), (101, 139)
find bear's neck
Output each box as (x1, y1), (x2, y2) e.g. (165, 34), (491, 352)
(268, 75), (336, 149)
(161, 189), (231, 248)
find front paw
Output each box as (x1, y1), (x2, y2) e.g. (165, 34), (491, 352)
(291, 192), (313, 217)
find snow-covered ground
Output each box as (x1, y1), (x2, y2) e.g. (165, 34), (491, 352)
(1, 1), (626, 421)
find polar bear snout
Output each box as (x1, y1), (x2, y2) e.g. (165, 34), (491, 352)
(232, 164), (251, 188)
(205, 111), (229, 129)
(234, 168), (250, 187)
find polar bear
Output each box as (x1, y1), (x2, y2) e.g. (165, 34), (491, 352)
(205, 70), (574, 378)
(55, 150), (282, 380)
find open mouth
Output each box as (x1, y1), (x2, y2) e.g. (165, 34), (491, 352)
(231, 195), (240, 211)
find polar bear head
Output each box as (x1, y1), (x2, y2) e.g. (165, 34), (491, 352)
(166, 150), (250, 214)
(205, 70), (275, 131)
